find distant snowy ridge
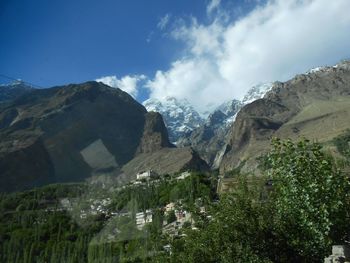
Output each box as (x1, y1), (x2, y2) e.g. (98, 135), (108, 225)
(143, 97), (204, 143)
(143, 83), (275, 144)
(305, 60), (350, 75)
(214, 82), (274, 128)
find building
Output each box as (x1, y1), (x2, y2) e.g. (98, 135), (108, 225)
(176, 171), (191, 180)
(136, 170), (157, 181)
(135, 209), (153, 230)
(324, 245), (350, 263)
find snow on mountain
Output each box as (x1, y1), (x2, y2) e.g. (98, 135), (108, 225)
(241, 82), (274, 105)
(143, 82), (274, 145)
(305, 60), (350, 75)
(211, 99), (242, 128)
(0, 80), (34, 102)
(211, 82), (273, 128)
(143, 97), (204, 143)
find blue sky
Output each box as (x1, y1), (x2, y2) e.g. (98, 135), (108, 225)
(0, 0), (243, 86)
(0, 0), (200, 85)
(1, 0), (350, 113)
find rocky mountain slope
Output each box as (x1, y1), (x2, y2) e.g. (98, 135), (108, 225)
(220, 60), (350, 174)
(177, 83), (273, 167)
(0, 80), (34, 103)
(0, 82), (206, 192)
(143, 97), (204, 143)
(177, 100), (241, 167)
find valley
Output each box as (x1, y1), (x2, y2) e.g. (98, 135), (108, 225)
(0, 60), (350, 262)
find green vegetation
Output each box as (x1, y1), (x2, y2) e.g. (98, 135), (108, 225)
(1, 139), (349, 262)
(0, 173), (215, 262)
(157, 139), (350, 262)
(333, 129), (350, 160)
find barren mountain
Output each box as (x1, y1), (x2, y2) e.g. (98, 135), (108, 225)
(0, 81), (207, 192)
(220, 61), (350, 174)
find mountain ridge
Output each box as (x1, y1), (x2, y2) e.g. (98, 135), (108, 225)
(220, 60), (350, 174)
(0, 81), (207, 192)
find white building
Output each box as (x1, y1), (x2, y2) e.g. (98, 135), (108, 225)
(136, 170), (156, 180)
(176, 171), (191, 180)
(135, 209), (153, 230)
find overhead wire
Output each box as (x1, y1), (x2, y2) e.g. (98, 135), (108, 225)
(0, 73), (45, 89)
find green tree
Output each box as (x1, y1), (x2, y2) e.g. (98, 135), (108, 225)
(266, 138), (350, 260)
(166, 210), (177, 224)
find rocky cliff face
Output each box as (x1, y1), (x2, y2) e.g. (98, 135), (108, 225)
(0, 82), (183, 192)
(136, 111), (174, 154)
(220, 61), (350, 174)
(177, 104), (240, 167)
(177, 84), (273, 168)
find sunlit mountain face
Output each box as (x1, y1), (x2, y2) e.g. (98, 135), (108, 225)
(1, 0), (350, 262)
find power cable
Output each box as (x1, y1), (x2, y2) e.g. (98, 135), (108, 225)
(0, 73), (45, 89)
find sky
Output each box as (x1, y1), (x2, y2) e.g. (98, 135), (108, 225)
(1, 0), (350, 114)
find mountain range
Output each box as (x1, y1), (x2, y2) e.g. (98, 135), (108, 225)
(143, 97), (204, 143)
(0, 82), (208, 192)
(220, 60), (350, 174)
(145, 83), (274, 167)
(1, 60), (349, 192)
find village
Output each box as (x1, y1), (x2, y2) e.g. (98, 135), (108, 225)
(54, 170), (212, 242)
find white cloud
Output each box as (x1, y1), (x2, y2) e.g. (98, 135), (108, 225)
(96, 75), (146, 98)
(207, 0), (221, 15)
(146, 58), (230, 115)
(147, 0), (350, 114)
(157, 14), (171, 30)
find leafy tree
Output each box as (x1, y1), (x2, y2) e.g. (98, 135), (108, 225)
(265, 138), (350, 260)
(333, 129), (350, 160)
(161, 139), (350, 263)
(167, 177), (273, 263)
(166, 210), (176, 224)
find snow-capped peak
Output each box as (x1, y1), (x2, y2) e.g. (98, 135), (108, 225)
(143, 83), (276, 144)
(241, 82), (274, 105)
(143, 97), (204, 143)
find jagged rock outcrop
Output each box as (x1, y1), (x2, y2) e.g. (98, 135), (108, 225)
(220, 60), (350, 174)
(177, 100), (242, 167)
(136, 111), (174, 154)
(177, 84), (274, 168)
(143, 97), (204, 143)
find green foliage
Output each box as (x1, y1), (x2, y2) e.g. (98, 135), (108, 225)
(110, 172), (214, 212)
(333, 129), (350, 159)
(2, 141), (348, 263)
(0, 173), (215, 262)
(166, 210), (176, 224)
(223, 160), (246, 178)
(163, 176), (274, 263)
(265, 138), (350, 260)
(158, 139), (350, 263)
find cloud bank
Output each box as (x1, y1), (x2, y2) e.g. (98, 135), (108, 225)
(96, 75), (146, 98)
(146, 0), (350, 114)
